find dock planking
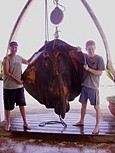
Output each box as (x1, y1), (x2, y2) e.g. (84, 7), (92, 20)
(10, 110), (115, 141)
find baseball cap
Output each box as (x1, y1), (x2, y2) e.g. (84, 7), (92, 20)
(9, 41), (18, 46)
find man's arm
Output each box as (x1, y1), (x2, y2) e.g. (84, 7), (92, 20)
(22, 58), (29, 65)
(22, 52), (37, 65)
(84, 64), (102, 76)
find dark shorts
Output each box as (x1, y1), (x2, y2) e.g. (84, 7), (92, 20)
(79, 86), (99, 105)
(3, 87), (26, 110)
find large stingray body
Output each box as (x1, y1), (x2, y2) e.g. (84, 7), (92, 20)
(22, 39), (84, 118)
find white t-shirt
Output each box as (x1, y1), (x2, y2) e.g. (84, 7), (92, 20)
(3, 55), (23, 89)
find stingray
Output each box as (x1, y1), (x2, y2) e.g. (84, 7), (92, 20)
(22, 39), (84, 119)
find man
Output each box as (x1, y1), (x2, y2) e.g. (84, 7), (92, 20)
(3, 41), (32, 131)
(73, 40), (105, 134)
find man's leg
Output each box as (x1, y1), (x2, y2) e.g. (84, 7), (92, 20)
(5, 110), (11, 131)
(73, 103), (87, 126)
(19, 106), (31, 130)
(92, 105), (101, 134)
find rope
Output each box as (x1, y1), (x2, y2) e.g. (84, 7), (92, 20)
(39, 115), (67, 127)
(44, 0), (49, 44)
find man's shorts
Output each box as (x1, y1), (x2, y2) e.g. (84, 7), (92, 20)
(3, 87), (26, 110)
(79, 86), (99, 105)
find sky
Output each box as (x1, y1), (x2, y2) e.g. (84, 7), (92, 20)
(0, 0), (115, 85)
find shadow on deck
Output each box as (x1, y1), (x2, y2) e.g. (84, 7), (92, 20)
(5, 110), (115, 143)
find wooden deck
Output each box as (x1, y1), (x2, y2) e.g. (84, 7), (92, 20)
(9, 110), (115, 143)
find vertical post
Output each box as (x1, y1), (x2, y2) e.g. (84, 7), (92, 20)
(0, 81), (5, 122)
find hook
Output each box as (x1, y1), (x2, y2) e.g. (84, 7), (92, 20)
(54, 0), (59, 5)
(53, 0), (65, 11)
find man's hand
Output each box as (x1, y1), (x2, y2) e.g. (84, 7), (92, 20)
(83, 64), (89, 71)
(16, 79), (23, 85)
